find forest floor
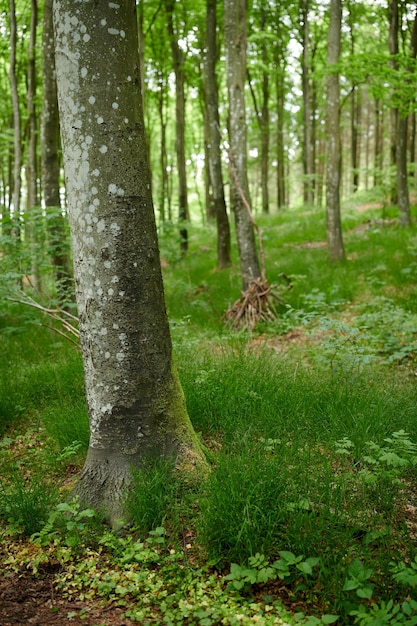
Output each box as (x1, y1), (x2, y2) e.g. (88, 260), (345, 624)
(0, 573), (137, 626)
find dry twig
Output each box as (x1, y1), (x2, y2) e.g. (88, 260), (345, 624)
(6, 294), (80, 347)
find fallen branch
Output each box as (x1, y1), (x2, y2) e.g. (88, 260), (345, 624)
(6, 294), (80, 346)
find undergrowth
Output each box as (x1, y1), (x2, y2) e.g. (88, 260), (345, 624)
(1, 196), (417, 624)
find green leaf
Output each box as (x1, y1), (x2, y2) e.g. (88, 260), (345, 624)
(321, 616), (339, 624)
(343, 580), (359, 591)
(356, 586), (373, 600)
(297, 561), (314, 575)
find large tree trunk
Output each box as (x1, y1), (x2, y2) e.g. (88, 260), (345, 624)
(41, 0), (73, 301)
(165, 0), (189, 253)
(224, 0), (261, 288)
(53, 0), (206, 526)
(325, 0), (345, 262)
(205, 0), (231, 269)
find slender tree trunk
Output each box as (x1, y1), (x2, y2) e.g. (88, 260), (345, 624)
(53, 0), (206, 526)
(260, 6), (270, 214)
(397, 116), (410, 225)
(274, 42), (287, 210)
(41, 0), (73, 301)
(374, 98), (384, 188)
(397, 7), (417, 226)
(157, 72), (169, 225)
(325, 0), (345, 262)
(224, 0), (260, 288)
(9, 0), (22, 241)
(409, 111), (416, 177)
(389, 0), (399, 204)
(204, 0), (231, 268)
(26, 0), (38, 213)
(300, 0), (314, 205)
(26, 0), (43, 290)
(165, 0), (189, 253)
(347, 1), (361, 193)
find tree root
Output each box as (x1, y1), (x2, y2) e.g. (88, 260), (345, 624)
(224, 277), (284, 331)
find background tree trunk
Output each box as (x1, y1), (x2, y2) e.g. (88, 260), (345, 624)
(389, 0), (399, 204)
(53, 0), (205, 525)
(9, 0), (22, 241)
(26, 0), (43, 290)
(224, 0), (260, 289)
(325, 0), (345, 262)
(300, 0), (314, 205)
(41, 0), (73, 301)
(204, 0), (231, 269)
(165, 0), (189, 253)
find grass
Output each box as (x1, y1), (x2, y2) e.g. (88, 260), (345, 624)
(1, 193), (417, 624)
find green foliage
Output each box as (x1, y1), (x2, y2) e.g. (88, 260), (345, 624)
(125, 457), (183, 536)
(224, 552), (320, 592)
(32, 497), (98, 549)
(0, 472), (58, 537)
(197, 441), (288, 563)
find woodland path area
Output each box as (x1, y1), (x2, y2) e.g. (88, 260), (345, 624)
(0, 573), (136, 626)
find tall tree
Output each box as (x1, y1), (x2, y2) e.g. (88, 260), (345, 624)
(41, 0), (73, 300)
(9, 0), (22, 239)
(395, 5), (417, 227)
(165, 0), (189, 253)
(26, 0), (38, 214)
(53, 0), (206, 525)
(299, 0), (314, 205)
(224, 0), (261, 289)
(248, 2), (270, 214)
(325, 0), (345, 262)
(26, 0), (42, 290)
(388, 0), (399, 204)
(204, 0), (231, 269)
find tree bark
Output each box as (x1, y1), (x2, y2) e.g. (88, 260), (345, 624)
(53, 0), (206, 525)
(224, 0), (261, 288)
(204, 0), (231, 269)
(325, 0), (345, 262)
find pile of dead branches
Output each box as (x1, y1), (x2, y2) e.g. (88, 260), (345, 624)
(224, 276), (285, 331)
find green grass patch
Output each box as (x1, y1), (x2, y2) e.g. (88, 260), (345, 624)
(1, 200), (417, 623)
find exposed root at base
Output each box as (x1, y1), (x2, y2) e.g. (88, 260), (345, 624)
(224, 277), (284, 331)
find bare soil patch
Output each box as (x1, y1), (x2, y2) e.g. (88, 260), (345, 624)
(0, 573), (136, 626)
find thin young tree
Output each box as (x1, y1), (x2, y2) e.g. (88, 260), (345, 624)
(224, 0), (261, 289)
(165, 0), (189, 253)
(325, 0), (345, 262)
(41, 0), (73, 301)
(53, 0), (206, 525)
(204, 0), (231, 269)
(9, 0), (22, 240)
